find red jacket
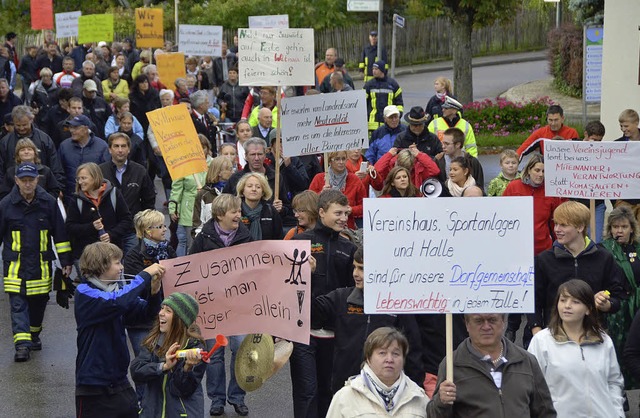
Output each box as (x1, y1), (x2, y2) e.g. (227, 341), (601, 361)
(309, 172), (367, 229)
(373, 151), (440, 192)
(503, 179), (566, 255)
(516, 125), (579, 157)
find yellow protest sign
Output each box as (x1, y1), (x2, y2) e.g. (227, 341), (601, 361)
(156, 52), (186, 88)
(77, 14), (114, 44)
(135, 8), (164, 48)
(146, 104), (207, 180)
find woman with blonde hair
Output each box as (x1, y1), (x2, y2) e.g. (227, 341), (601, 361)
(192, 156), (234, 236)
(373, 147), (440, 195)
(236, 172), (283, 240)
(425, 76), (455, 120)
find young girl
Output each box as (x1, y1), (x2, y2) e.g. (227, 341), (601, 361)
(487, 149), (520, 196)
(528, 279), (624, 417)
(380, 166), (420, 197)
(445, 155), (475, 197)
(131, 292), (206, 418)
(425, 76), (454, 120)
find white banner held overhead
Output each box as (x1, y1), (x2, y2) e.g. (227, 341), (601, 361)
(544, 139), (640, 199)
(363, 197), (534, 314)
(55, 11), (81, 38)
(248, 15), (289, 29)
(280, 90), (368, 156)
(178, 25), (223, 56)
(237, 28), (314, 86)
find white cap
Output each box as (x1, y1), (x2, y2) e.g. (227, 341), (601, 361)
(383, 105), (400, 118)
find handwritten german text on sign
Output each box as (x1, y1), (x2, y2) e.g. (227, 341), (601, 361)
(55, 11), (81, 38)
(248, 15), (289, 29)
(160, 241), (311, 344)
(544, 139), (640, 199)
(31, 0), (54, 30)
(237, 28), (314, 86)
(178, 25), (223, 57)
(78, 14), (114, 44)
(363, 197), (534, 314)
(146, 104), (207, 180)
(281, 90), (368, 157)
(135, 8), (164, 48)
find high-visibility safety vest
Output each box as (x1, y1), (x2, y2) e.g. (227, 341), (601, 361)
(428, 117), (478, 157)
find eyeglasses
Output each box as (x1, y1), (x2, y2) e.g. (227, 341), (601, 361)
(149, 225), (167, 230)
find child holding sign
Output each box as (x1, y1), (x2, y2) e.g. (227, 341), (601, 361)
(130, 293), (206, 418)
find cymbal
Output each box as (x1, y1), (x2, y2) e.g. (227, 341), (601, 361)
(235, 334), (275, 392)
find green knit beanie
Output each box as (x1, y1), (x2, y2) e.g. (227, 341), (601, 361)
(162, 292), (199, 326)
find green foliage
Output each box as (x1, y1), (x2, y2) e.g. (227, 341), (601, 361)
(568, 0), (604, 25)
(410, 0), (522, 26)
(463, 97), (554, 137)
(547, 26), (583, 98)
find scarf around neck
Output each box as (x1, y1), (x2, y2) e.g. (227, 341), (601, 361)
(446, 176), (475, 197)
(214, 221), (238, 247)
(361, 362), (406, 412)
(242, 200), (263, 240)
(143, 238), (170, 261)
(328, 167), (347, 191)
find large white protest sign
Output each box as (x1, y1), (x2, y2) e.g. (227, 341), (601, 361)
(249, 15), (289, 29)
(237, 28), (314, 86)
(178, 25), (223, 56)
(363, 197), (534, 314)
(280, 90), (368, 157)
(544, 139), (640, 199)
(55, 11), (81, 38)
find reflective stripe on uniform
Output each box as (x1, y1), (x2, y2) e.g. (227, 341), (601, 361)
(39, 230), (48, 252)
(30, 325), (42, 333)
(13, 332), (31, 343)
(11, 230), (20, 251)
(55, 241), (71, 254)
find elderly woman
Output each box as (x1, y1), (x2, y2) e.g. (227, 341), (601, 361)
(189, 194), (252, 416)
(326, 327), (428, 417)
(65, 162), (133, 262)
(173, 77), (189, 104)
(601, 205), (640, 389)
(29, 67), (58, 127)
(236, 172), (283, 240)
(309, 150), (367, 229)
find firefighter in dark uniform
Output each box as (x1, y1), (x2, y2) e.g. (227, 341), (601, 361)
(0, 162), (72, 362)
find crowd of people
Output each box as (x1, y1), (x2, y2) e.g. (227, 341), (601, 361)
(1, 28), (640, 418)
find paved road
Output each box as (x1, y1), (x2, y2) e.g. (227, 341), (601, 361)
(2, 56), (639, 417)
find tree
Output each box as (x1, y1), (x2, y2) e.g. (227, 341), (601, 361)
(416, 0), (522, 104)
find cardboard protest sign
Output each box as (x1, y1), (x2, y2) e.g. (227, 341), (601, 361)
(544, 139), (640, 199)
(178, 25), (223, 56)
(281, 90), (368, 157)
(55, 11), (81, 38)
(146, 104), (207, 179)
(78, 14), (114, 44)
(161, 240), (311, 344)
(248, 15), (289, 29)
(31, 0), (54, 30)
(237, 28), (314, 86)
(363, 197), (534, 314)
(155, 52), (186, 88)
(135, 8), (164, 48)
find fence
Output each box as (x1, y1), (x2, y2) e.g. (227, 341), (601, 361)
(15, 9), (554, 68)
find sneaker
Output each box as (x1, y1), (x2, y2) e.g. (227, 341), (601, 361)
(31, 335), (42, 351)
(209, 405), (224, 416)
(230, 402), (249, 416)
(14, 347), (30, 362)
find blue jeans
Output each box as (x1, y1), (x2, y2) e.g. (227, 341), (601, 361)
(175, 225), (192, 257)
(206, 335), (246, 407)
(121, 233), (138, 258)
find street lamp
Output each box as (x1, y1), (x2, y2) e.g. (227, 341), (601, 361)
(544, 0), (561, 29)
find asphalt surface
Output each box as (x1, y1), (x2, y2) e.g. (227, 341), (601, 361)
(1, 51), (637, 416)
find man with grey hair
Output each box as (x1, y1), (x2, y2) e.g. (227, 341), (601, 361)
(190, 90), (217, 155)
(91, 46), (111, 81)
(427, 312), (556, 417)
(174, 77), (189, 103)
(72, 60), (104, 97)
(223, 137), (292, 222)
(0, 105), (65, 187)
(143, 64), (167, 91)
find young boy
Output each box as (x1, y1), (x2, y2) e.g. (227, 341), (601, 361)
(291, 189), (357, 418)
(584, 120), (605, 141)
(74, 242), (165, 418)
(487, 149), (520, 196)
(615, 109), (640, 142)
(312, 246), (424, 394)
